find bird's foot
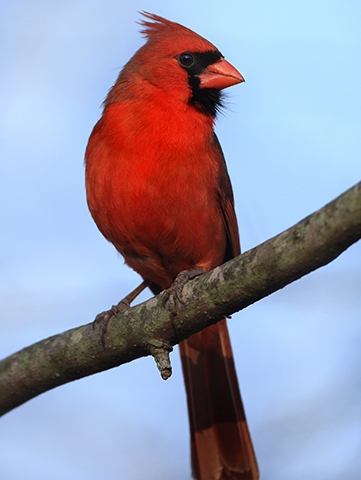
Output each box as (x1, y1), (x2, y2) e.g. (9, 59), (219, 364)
(92, 299), (131, 347)
(162, 267), (204, 312)
(92, 280), (150, 347)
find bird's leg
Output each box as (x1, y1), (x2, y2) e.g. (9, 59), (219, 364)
(93, 279), (150, 346)
(162, 267), (205, 311)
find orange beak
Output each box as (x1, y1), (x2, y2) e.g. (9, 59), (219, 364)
(199, 58), (244, 90)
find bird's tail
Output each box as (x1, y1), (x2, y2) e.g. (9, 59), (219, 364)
(179, 319), (259, 480)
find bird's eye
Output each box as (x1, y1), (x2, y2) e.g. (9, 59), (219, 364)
(178, 52), (195, 67)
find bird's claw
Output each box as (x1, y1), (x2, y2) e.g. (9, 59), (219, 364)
(161, 270), (190, 311)
(92, 299), (130, 347)
(162, 268), (204, 312)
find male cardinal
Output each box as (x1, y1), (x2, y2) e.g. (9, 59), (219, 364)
(85, 12), (259, 480)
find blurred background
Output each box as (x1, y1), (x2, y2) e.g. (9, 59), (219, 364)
(1, 1), (360, 479)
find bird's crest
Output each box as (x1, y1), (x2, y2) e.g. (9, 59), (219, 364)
(138, 12), (193, 39)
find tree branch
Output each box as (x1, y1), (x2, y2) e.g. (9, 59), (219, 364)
(0, 181), (360, 416)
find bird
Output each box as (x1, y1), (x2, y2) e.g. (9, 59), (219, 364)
(85, 12), (259, 480)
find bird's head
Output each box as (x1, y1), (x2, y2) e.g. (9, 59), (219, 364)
(105, 12), (244, 117)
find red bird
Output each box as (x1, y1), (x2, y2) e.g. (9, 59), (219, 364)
(85, 13), (259, 480)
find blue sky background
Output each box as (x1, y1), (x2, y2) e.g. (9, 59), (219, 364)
(1, 1), (360, 479)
